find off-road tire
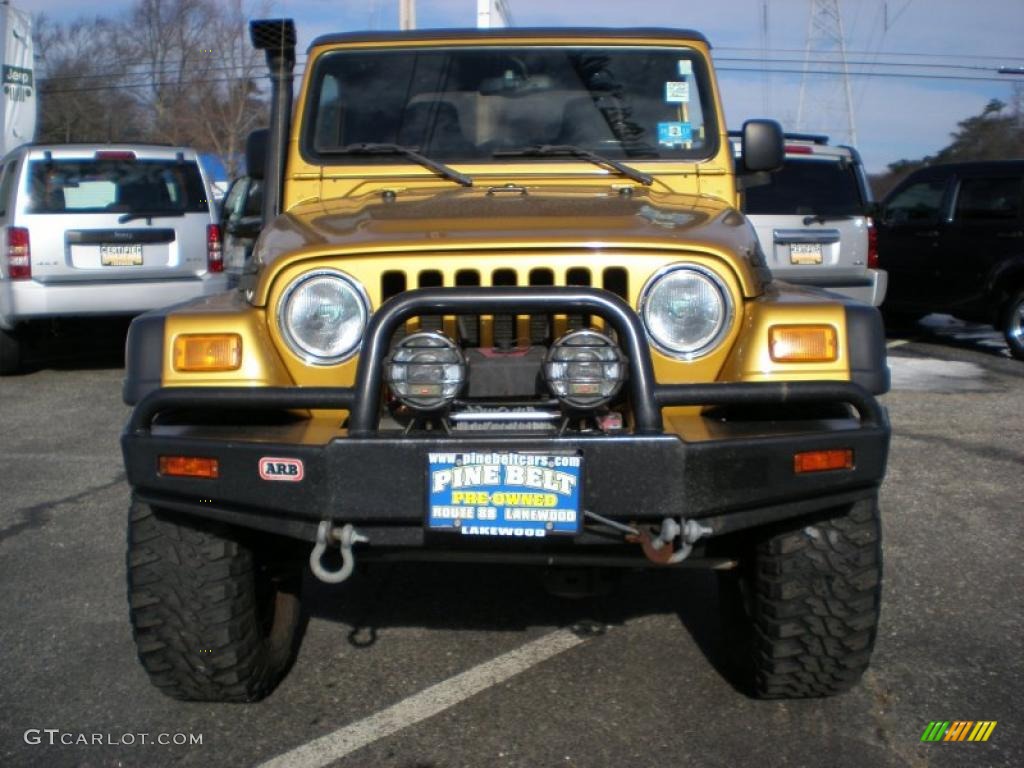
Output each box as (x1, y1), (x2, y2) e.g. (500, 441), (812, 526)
(127, 501), (302, 702)
(1002, 289), (1024, 360)
(740, 498), (882, 698)
(0, 327), (21, 375)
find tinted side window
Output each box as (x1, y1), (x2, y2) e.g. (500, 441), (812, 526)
(743, 158), (864, 216)
(954, 176), (1022, 222)
(883, 179), (946, 224)
(0, 161), (16, 216)
(222, 178), (247, 219)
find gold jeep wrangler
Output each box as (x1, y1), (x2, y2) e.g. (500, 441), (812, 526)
(121, 21), (890, 703)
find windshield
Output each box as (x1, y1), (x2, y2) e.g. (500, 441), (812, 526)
(743, 157), (865, 216)
(26, 158), (209, 215)
(304, 45), (717, 162)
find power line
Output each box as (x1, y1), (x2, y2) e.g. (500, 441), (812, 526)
(719, 66), (1013, 83)
(716, 45), (1024, 62)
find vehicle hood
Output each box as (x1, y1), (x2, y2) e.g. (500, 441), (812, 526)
(252, 185), (767, 301)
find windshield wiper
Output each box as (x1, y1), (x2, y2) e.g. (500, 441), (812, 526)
(117, 210), (186, 224)
(493, 144), (654, 186)
(321, 143), (473, 187)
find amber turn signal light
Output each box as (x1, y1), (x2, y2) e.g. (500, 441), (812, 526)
(173, 334), (242, 372)
(769, 325), (838, 362)
(794, 449), (854, 474)
(159, 455), (220, 479)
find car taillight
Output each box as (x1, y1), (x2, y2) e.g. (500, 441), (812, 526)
(7, 227), (30, 280)
(207, 224), (223, 273)
(867, 218), (879, 269)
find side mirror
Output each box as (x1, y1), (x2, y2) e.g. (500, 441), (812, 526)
(227, 216), (263, 240)
(740, 119), (784, 173)
(246, 129), (268, 181)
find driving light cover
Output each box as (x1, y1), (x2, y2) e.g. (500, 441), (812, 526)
(769, 325), (838, 362)
(543, 329), (626, 409)
(279, 270), (369, 364)
(640, 265), (733, 359)
(173, 334), (242, 372)
(385, 331), (467, 411)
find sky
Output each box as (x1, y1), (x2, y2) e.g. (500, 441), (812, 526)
(28, 0), (1024, 174)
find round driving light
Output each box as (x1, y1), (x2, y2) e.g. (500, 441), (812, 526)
(543, 329), (626, 409)
(278, 270), (369, 364)
(385, 331), (467, 411)
(640, 265), (732, 359)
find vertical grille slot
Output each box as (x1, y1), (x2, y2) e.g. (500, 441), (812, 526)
(381, 271), (407, 301)
(492, 269), (517, 348)
(563, 267), (592, 334)
(381, 272), (408, 345)
(596, 267), (629, 332)
(418, 270), (444, 333)
(528, 268), (554, 344)
(602, 267), (628, 299)
(455, 270), (481, 346)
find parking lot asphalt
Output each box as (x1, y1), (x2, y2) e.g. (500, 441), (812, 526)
(1, 316), (1021, 768)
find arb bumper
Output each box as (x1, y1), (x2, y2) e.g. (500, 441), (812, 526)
(121, 288), (890, 561)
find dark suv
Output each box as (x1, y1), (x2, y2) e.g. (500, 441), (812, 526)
(878, 160), (1024, 359)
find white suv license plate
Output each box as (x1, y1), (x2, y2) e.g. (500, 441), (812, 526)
(790, 243), (823, 265)
(427, 451), (583, 538)
(100, 244), (143, 266)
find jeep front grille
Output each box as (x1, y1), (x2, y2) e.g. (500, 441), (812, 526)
(381, 266), (629, 348)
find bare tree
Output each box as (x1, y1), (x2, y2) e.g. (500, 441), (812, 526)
(34, 0), (268, 175)
(34, 14), (144, 143)
(179, 0), (268, 177)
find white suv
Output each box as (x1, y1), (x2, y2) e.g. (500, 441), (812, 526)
(0, 144), (228, 373)
(737, 133), (887, 306)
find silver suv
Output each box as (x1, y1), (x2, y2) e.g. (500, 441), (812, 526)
(0, 144), (228, 373)
(737, 133), (886, 306)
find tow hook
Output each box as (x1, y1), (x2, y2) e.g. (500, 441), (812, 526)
(309, 521), (369, 584)
(627, 517), (713, 565)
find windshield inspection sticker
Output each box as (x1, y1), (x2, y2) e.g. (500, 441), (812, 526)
(677, 60), (693, 76)
(665, 80), (690, 103)
(658, 121), (693, 147)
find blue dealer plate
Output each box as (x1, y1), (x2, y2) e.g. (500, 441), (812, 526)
(427, 451), (583, 538)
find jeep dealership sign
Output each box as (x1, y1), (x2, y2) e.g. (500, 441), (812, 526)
(0, 4), (34, 157)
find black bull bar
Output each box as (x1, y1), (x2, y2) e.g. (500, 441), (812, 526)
(128, 287), (886, 435)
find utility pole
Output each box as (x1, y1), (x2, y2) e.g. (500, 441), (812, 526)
(399, 0), (416, 30)
(796, 0), (858, 146)
(477, 0), (514, 28)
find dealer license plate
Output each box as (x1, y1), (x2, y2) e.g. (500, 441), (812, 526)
(427, 450), (583, 538)
(790, 243), (823, 265)
(100, 244), (143, 266)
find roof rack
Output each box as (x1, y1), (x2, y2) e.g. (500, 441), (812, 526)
(782, 132), (830, 145)
(726, 130), (830, 145)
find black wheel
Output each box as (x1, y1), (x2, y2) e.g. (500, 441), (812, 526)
(1002, 289), (1024, 360)
(126, 501), (302, 702)
(729, 498), (882, 699)
(0, 327), (21, 375)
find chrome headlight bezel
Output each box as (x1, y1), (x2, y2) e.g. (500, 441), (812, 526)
(277, 269), (370, 365)
(638, 264), (734, 360)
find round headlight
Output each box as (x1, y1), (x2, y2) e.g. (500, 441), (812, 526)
(385, 331), (467, 411)
(640, 265), (733, 359)
(543, 329), (626, 409)
(278, 270), (369, 364)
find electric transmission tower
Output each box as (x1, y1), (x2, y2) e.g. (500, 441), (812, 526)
(796, 0), (858, 146)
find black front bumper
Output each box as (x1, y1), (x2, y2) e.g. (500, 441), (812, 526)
(122, 288), (890, 553)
